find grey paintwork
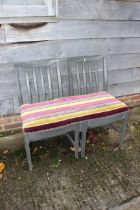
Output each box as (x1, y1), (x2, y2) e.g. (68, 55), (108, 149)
(15, 56), (128, 170)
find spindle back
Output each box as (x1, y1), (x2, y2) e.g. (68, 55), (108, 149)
(15, 56), (108, 105)
(68, 56), (108, 96)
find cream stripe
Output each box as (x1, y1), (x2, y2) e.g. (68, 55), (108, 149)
(21, 96), (115, 116)
(21, 93), (110, 112)
(23, 100), (119, 123)
(23, 103), (126, 129)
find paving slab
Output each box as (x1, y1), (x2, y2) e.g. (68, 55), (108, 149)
(109, 196), (140, 210)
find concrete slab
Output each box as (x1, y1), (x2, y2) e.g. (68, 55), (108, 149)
(109, 197), (140, 210)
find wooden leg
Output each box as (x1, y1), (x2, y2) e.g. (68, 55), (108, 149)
(120, 113), (128, 144)
(24, 134), (33, 171)
(74, 127), (79, 159)
(81, 126), (87, 158)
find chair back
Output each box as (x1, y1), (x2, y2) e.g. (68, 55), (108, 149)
(68, 56), (108, 96)
(15, 56), (108, 105)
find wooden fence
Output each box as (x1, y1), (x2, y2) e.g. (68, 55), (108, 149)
(0, 0), (140, 115)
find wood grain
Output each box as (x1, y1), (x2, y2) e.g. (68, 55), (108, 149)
(4, 20), (140, 43)
(108, 54), (140, 70)
(0, 25), (5, 43)
(1, 38), (140, 64)
(59, 0), (140, 20)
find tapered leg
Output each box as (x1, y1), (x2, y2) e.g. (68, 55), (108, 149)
(24, 134), (33, 171)
(74, 127), (79, 159)
(81, 125), (87, 158)
(120, 113), (128, 144)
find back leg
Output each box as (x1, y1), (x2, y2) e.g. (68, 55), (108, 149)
(74, 128), (79, 159)
(80, 126), (87, 158)
(120, 113), (129, 144)
(24, 133), (33, 171)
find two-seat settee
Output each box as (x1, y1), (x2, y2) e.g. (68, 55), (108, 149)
(15, 56), (129, 170)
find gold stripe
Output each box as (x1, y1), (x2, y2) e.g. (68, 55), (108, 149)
(21, 93), (109, 111)
(23, 103), (126, 129)
(21, 96), (115, 116)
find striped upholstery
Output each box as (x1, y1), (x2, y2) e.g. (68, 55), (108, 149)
(20, 92), (128, 133)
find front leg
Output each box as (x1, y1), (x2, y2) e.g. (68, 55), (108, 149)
(24, 133), (33, 171)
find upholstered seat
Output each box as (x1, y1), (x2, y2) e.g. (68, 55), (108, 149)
(20, 91), (128, 133)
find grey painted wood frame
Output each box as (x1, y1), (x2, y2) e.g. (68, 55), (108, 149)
(67, 55), (128, 157)
(15, 59), (70, 105)
(68, 56), (108, 96)
(24, 123), (80, 171)
(15, 55), (107, 170)
(15, 55), (108, 105)
(80, 111), (129, 157)
(15, 55), (129, 170)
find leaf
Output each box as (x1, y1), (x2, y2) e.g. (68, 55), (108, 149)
(112, 146), (120, 153)
(127, 146), (133, 150)
(70, 147), (81, 152)
(21, 160), (27, 167)
(70, 147), (76, 152)
(0, 162), (5, 173)
(32, 147), (38, 155)
(3, 149), (9, 155)
(49, 160), (62, 168)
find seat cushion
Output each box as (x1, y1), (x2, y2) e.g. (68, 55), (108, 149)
(20, 92), (128, 133)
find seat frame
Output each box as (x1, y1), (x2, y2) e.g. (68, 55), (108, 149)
(80, 111), (128, 157)
(24, 123), (80, 171)
(15, 56), (129, 170)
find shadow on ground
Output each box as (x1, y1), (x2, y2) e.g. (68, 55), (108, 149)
(0, 108), (140, 210)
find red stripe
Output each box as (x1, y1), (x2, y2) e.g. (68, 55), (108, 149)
(23, 106), (128, 132)
(22, 98), (119, 121)
(20, 91), (108, 112)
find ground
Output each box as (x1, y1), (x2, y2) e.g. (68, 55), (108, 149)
(0, 107), (140, 210)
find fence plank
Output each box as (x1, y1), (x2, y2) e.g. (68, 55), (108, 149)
(1, 38), (140, 64)
(4, 20), (140, 43)
(1, 0), (140, 23)
(108, 69), (133, 85)
(0, 17), (57, 24)
(108, 67), (140, 84)
(59, 0), (140, 20)
(107, 54), (140, 70)
(109, 81), (140, 97)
